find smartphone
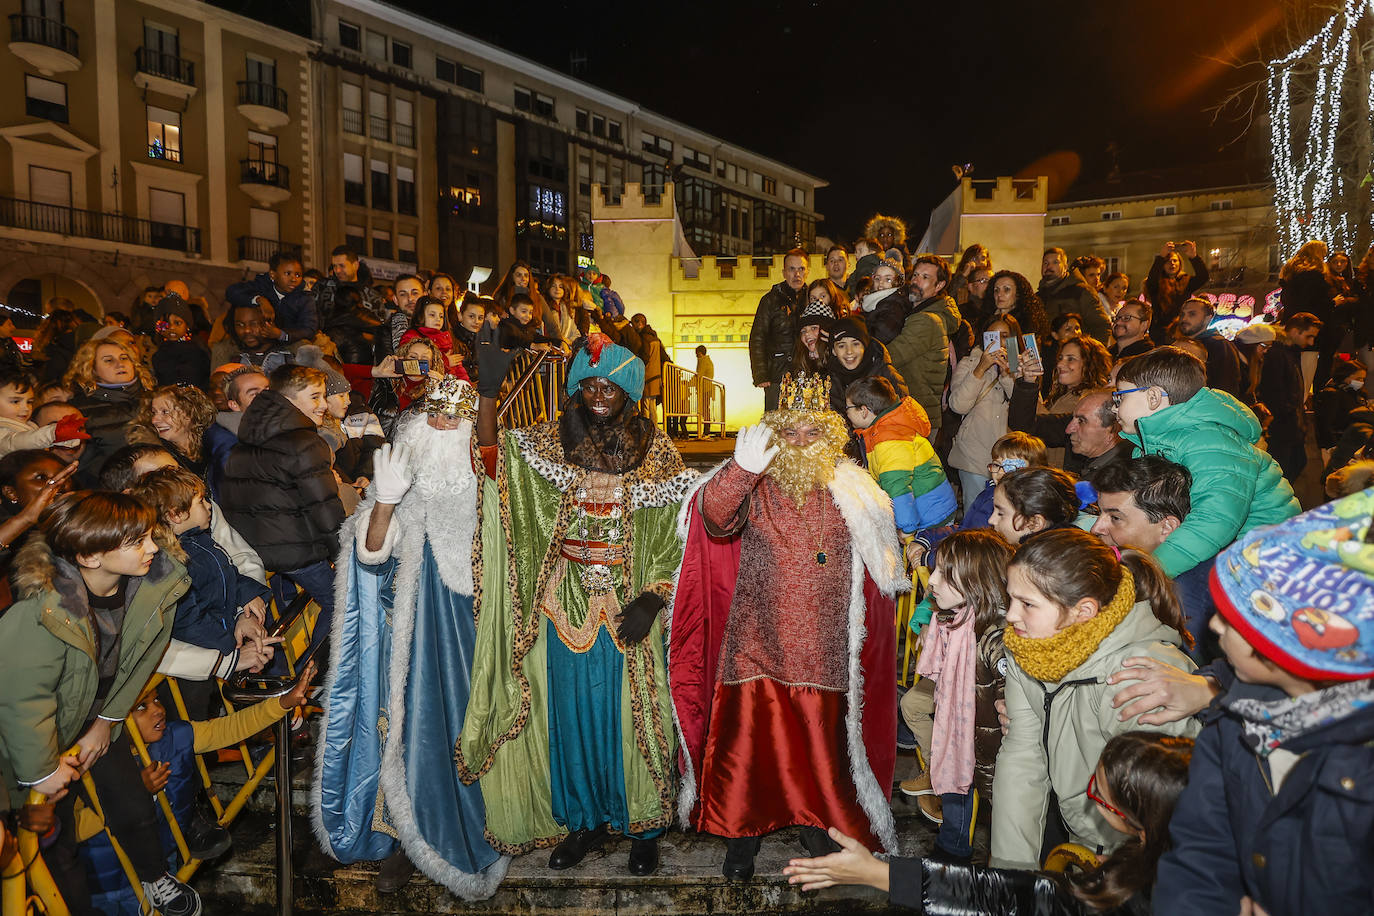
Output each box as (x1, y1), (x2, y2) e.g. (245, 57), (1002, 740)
(1021, 334), (1040, 365)
(418, 359), (430, 376)
(982, 331), (1002, 354)
(401, 359), (428, 375)
(1006, 336), (1020, 375)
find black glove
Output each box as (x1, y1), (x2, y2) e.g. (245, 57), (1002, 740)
(617, 591), (665, 645)
(475, 320), (517, 399)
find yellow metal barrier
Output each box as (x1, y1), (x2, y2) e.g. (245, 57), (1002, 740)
(896, 566), (930, 687)
(660, 362), (725, 439)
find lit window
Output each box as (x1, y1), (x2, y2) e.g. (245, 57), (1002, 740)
(147, 105), (181, 162)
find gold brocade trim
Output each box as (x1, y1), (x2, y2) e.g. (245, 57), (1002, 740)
(371, 713), (398, 839)
(719, 673), (848, 692)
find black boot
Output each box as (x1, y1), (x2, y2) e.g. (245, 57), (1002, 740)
(722, 836), (762, 881)
(548, 824), (611, 870)
(798, 826), (840, 858)
(627, 837), (659, 876)
(375, 849), (415, 894)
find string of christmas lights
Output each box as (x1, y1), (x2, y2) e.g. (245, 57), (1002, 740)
(1267, 0), (1374, 258)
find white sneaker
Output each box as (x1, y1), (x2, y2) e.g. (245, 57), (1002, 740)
(141, 873), (202, 916)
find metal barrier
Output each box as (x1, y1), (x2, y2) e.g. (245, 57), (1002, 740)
(497, 349), (567, 428)
(660, 362), (725, 439)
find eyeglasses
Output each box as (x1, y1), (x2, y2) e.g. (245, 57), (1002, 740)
(1110, 386), (1148, 407)
(1087, 771), (1134, 826)
(1113, 313), (1144, 323)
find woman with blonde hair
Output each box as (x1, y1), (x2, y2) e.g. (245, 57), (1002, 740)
(1281, 239), (1341, 387)
(137, 384), (218, 479)
(64, 335), (157, 481)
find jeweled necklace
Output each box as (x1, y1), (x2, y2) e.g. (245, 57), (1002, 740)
(815, 495), (828, 566)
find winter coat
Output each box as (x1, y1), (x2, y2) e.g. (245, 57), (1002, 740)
(960, 481), (995, 531)
(203, 421), (238, 502)
(219, 389), (345, 571)
(0, 534), (189, 807)
(1123, 387), (1300, 577)
(886, 294), (961, 432)
(1256, 340), (1305, 431)
(71, 381), (150, 483)
(826, 341), (909, 415)
(1109, 338), (1154, 361)
(748, 281), (804, 385)
(990, 601), (1199, 870)
(858, 288), (909, 344)
(947, 350), (1015, 476)
(1279, 268), (1336, 323)
(173, 527), (270, 655)
(1192, 330), (1248, 403)
(640, 328), (666, 400)
(1154, 674), (1374, 916)
(1145, 256), (1210, 343)
(151, 339), (210, 390)
(889, 856), (1150, 915)
(856, 397), (955, 533)
(1038, 271), (1112, 343)
(972, 625), (1007, 814)
(208, 338), (293, 376)
(844, 253), (880, 300)
(1313, 380), (1370, 449)
(225, 271), (319, 341)
(0, 416), (57, 459)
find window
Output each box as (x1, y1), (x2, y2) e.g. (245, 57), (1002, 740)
(28, 166), (71, 208)
(249, 207), (279, 242)
(459, 65), (483, 93)
(682, 146), (711, 171)
(25, 75), (67, 122)
(514, 87), (554, 119)
(592, 114), (605, 137)
(372, 229), (392, 260)
(575, 108), (588, 131)
(607, 120), (622, 143)
(1103, 255), (1122, 274)
(245, 53), (276, 88)
(514, 87), (530, 111)
(609, 164), (622, 195)
(397, 232), (416, 263)
(1154, 205), (1176, 217)
(1101, 210), (1122, 221)
(396, 164), (416, 215)
(760, 174), (776, 195)
(1211, 199), (1233, 211)
(248, 130), (277, 167)
(365, 30), (387, 60)
(526, 185), (566, 225)
(341, 82), (363, 134)
(394, 98), (414, 147)
(577, 156), (590, 196)
(143, 20), (178, 57)
(391, 40), (411, 69)
(145, 105), (181, 162)
(345, 223), (365, 252)
(784, 184), (806, 206)
(369, 90), (389, 141)
(1049, 215), (1071, 226)
(371, 159), (391, 210)
(436, 55), (457, 84)
(148, 188), (188, 249)
(641, 131), (673, 157)
(343, 153), (365, 205)
(338, 20), (360, 50)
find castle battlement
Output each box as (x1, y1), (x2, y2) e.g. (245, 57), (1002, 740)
(673, 253), (827, 287)
(962, 177), (1048, 214)
(590, 181), (677, 221)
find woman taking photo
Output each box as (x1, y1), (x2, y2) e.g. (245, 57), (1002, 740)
(948, 314), (1020, 512)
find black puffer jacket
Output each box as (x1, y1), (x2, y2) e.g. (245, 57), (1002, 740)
(71, 381), (151, 483)
(889, 857), (1149, 915)
(219, 390), (344, 572)
(748, 281), (804, 385)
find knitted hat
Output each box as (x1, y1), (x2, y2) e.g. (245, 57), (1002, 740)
(1211, 487), (1374, 681)
(830, 317), (871, 348)
(565, 333), (644, 402)
(155, 294), (193, 328)
(295, 345), (351, 397)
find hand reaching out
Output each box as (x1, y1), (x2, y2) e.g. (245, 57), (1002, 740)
(783, 828), (889, 892)
(279, 659), (318, 710)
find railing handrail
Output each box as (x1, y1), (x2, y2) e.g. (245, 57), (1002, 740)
(134, 45), (194, 85)
(8, 13), (77, 56)
(0, 194), (201, 254)
(660, 361), (726, 438)
(239, 157), (290, 188)
(237, 79), (287, 113)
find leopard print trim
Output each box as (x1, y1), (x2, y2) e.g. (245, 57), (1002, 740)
(510, 422), (576, 491)
(513, 422), (698, 508)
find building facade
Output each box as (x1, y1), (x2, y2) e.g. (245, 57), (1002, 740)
(0, 0), (316, 316)
(311, 0), (826, 289)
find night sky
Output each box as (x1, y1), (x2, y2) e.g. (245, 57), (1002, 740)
(240, 0), (1289, 241)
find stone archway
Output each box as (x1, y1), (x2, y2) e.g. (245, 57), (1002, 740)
(0, 253), (118, 317)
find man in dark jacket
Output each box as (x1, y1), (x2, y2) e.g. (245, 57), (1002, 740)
(1257, 312), (1320, 483)
(1007, 386), (1131, 475)
(1176, 297), (1248, 402)
(1155, 493), (1374, 916)
(221, 363), (344, 629)
(224, 251), (318, 342)
(1037, 248), (1111, 343)
(1107, 300), (1155, 360)
(314, 245), (386, 363)
(748, 247), (808, 411)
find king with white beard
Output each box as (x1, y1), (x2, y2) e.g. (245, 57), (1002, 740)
(313, 376), (508, 898)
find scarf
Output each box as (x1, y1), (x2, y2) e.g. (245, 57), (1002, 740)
(916, 606), (979, 795)
(1004, 570), (1135, 683)
(1224, 679), (1374, 757)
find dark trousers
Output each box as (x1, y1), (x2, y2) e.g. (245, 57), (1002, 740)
(763, 382), (780, 412)
(274, 559), (336, 657)
(936, 790), (976, 858)
(1269, 417), (1308, 484)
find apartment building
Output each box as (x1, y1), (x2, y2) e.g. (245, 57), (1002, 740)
(0, 0), (315, 316)
(313, 0), (825, 287)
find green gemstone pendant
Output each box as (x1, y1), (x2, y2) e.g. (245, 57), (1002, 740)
(816, 550), (827, 566)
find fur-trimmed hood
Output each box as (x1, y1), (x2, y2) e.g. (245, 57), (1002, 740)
(12, 527), (186, 604)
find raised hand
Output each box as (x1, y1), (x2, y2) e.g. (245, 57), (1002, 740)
(475, 321), (517, 398)
(733, 424), (780, 475)
(371, 442), (413, 505)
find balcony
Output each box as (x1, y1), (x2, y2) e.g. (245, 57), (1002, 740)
(342, 108), (363, 135)
(236, 80), (288, 130)
(239, 158), (290, 206)
(0, 195), (200, 255)
(133, 47), (196, 99)
(237, 236), (301, 264)
(368, 115), (389, 142)
(394, 122), (414, 148)
(8, 14), (79, 74)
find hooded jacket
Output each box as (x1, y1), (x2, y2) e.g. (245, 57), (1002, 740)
(990, 601), (1199, 870)
(856, 397), (956, 532)
(1038, 271), (1112, 343)
(1154, 673), (1374, 916)
(1124, 387), (1299, 577)
(0, 533), (189, 807)
(885, 294), (961, 431)
(844, 252), (880, 300)
(825, 320), (909, 414)
(72, 381), (151, 482)
(219, 389), (345, 571)
(174, 526), (271, 654)
(748, 281), (804, 385)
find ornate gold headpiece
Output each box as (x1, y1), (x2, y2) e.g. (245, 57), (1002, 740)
(778, 372), (832, 412)
(419, 375), (478, 420)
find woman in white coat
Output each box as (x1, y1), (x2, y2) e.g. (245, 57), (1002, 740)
(947, 315), (1020, 513)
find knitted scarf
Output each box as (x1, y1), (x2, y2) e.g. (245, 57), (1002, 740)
(1004, 570), (1135, 683)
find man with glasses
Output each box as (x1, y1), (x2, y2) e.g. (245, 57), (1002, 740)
(1008, 371), (1131, 474)
(1108, 300), (1155, 360)
(749, 247), (809, 411)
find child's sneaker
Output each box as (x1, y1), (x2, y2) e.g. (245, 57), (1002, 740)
(916, 793), (944, 825)
(141, 872), (202, 916)
(899, 771), (935, 797)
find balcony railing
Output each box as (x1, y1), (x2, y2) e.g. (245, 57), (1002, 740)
(0, 196), (200, 254)
(9, 14), (77, 56)
(240, 158), (289, 189)
(237, 80), (287, 113)
(134, 47), (194, 85)
(237, 236), (301, 263)
(342, 108), (363, 135)
(394, 122), (414, 148)
(368, 115), (389, 142)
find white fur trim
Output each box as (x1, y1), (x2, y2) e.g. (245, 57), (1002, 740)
(352, 504), (401, 565)
(827, 461), (909, 596)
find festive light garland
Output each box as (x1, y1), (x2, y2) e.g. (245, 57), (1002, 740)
(1267, 0), (1374, 258)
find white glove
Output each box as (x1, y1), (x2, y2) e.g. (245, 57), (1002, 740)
(733, 424), (780, 475)
(371, 443), (413, 505)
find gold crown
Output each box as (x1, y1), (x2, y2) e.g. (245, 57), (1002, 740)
(778, 372), (831, 412)
(419, 375), (478, 420)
